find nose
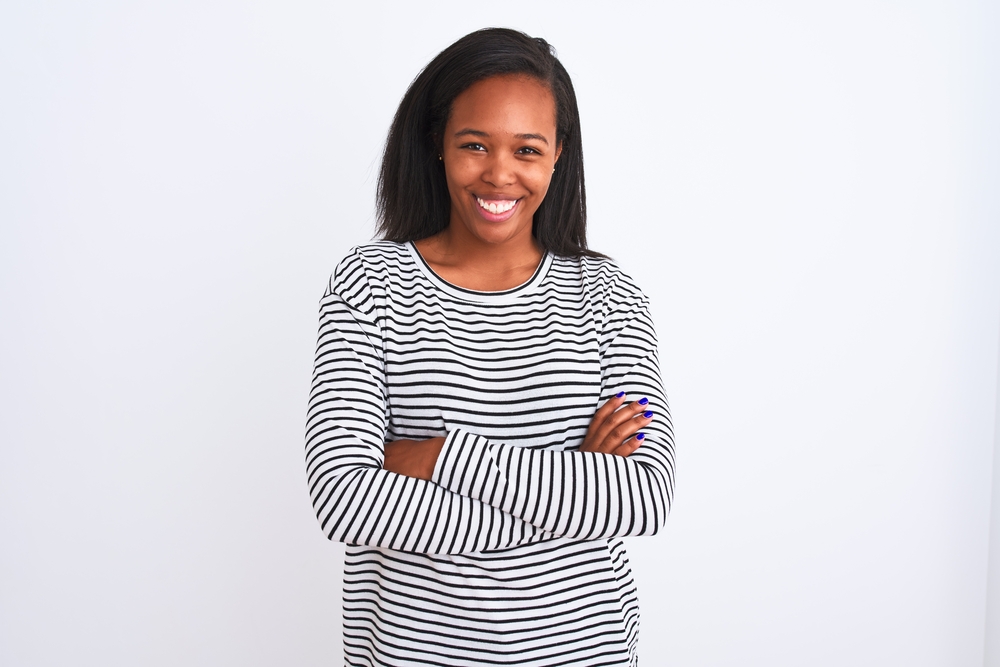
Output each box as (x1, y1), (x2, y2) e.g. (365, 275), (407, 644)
(480, 151), (516, 188)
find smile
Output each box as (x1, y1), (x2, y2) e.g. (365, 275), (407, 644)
(476, 197), (517, 214)
(475, 196), (519, 222)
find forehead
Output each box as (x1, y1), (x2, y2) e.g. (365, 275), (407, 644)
(447, 75), (557, 131)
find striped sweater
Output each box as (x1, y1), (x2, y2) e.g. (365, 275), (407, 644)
(306, 241), (675, 666)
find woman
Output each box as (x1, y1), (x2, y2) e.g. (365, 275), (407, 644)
(306, 28), (675, 666)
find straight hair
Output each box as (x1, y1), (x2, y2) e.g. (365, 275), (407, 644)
(376, 28), (600, 258)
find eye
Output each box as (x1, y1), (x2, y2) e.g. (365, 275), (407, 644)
(517, 146), (542, 155)
(460, 143), (486, 152)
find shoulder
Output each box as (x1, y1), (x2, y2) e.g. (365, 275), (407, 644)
(563, 254), (657, 346)
(554, 253), (648, 308)
(328, 241), (412, 294)
(332, 241), (411, 280)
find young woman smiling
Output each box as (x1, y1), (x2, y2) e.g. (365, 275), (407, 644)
(306, 28), (675, 666)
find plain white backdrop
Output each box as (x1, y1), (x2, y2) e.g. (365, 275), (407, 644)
(2, 1), (999, 665)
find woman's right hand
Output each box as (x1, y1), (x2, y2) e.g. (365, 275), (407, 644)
(580, 392), (654, 457)
(384, 437), (445, 481)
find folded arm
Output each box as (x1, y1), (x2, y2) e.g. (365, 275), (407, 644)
(399, 293), (675, 541)
(430, 352), (674, 540)
(306, 261), (557, 555)
(307, 253), (675, 552)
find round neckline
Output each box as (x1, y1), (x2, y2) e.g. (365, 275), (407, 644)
(406, 241), (553, 303)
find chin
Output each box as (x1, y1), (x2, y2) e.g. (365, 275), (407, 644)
(470, 221), (527, 246)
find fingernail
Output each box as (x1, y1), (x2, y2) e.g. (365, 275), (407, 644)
(638, 397), (649, 406)
(615, 391), (625, 399)
(643, 411), (653, 419)
(636, 433), (645, 441)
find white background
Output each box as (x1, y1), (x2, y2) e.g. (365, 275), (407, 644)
(2, 1), (999, 665)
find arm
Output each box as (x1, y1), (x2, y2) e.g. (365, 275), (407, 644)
(429, 292), (675, 540)
(305, 253), (557, 555)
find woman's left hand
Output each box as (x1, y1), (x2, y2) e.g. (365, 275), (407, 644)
(580, 393), (653, 457)
(384, 437), (446, 481)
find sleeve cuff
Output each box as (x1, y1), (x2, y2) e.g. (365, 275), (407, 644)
(431, 428), (506, 500)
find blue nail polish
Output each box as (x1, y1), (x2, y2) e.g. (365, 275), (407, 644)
(643, 411), (653, 419)
(615, 391), (625, 399)
(635, 433), (645, 441)
(638, 397), (649, 406)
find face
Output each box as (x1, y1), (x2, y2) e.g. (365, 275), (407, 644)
(441, 75), (562, 248)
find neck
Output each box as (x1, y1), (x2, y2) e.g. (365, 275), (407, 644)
(414, 225), (544, 292)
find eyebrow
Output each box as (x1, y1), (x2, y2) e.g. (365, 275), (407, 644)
(454, 129), (550, 145)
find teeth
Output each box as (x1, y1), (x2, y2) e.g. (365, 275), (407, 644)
(477, 197), (517, 214)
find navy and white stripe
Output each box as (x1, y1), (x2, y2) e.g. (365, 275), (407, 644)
(306, 241), (674, 666)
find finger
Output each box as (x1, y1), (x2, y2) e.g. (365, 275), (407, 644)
(584, 391), (627, 442)
(592, 398), (650, 449)
(611, 432), (645, 458)
(596, 409), (654, 454)
(589, 391), (627, 431)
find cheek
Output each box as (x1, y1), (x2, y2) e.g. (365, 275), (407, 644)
(444, 170), (473, 203)
(445, 159), (480, 190)
(526, 169), (554, 199)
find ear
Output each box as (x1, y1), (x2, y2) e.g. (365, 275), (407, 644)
(554, 142), (563, 164)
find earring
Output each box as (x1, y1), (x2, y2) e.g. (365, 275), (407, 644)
(438, 155), (443, 161)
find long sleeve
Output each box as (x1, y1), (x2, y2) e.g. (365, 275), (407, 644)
(430, 287), (675, 540)
(319, 244), (665, 665)
(305, 251), (556, 554)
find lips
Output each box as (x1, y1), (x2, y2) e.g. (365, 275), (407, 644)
(475, 196), (519, 222)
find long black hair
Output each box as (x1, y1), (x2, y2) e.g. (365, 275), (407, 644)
(376, 28), (598, 258)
